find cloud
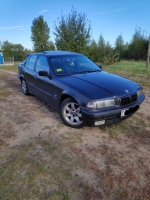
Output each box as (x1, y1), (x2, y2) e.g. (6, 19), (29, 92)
(0, 26), (23, 30)
(17, 28), (25, 31)
(112, 9), (124, 12)
(98, 11), (108, 15)
(38, 9), (49, 14)
(0, 38), (7, 42)
(0, 25), (30, 31)
(97, 8), (124, 15)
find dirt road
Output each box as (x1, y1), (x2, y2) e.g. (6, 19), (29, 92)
(0, 69), (150, 199)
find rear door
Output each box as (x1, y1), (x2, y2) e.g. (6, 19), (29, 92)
(23, 55), (38, 94)
(34, 55), (54, 106)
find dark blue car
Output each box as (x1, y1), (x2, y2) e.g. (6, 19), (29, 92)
(18, 51), (145, 128)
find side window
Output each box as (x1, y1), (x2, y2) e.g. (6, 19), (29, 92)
(36, 56), (50, 73)
(27, 55), (37, 70)
(24, 58), (30, 68)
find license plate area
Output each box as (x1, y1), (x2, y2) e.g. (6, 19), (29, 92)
(121, 105), (139, 117)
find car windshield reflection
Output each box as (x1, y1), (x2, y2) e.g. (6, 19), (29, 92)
(50, 55), (101, 75)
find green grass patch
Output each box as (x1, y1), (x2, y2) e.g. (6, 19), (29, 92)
(0, 91), (13, 98)
(0, 60), (149, 199)
(0, 62), (18, 73)
(0, 137), (86, 200)
(104, 61), (148, 75)
(103, 61), (150, 88)
(100, 114), (147, 141)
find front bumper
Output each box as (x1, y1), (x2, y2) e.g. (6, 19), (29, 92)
(81, 94), (145, 126)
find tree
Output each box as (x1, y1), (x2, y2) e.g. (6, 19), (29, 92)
(12, 44), (25, 60)
(54, 8), (91, 54)
(1, 41), (13, 57)
(146, 36), (150, 70)
(115, 34), (124, 60)
(88, 39), (98, 62)
(97, 34), (106, 63)
(1, 41), (31, 61)
(48, 41), (55, 50)
(128, 28), (148, 60)
(31, 15), (54, 52)
(0, 41), (2, 51)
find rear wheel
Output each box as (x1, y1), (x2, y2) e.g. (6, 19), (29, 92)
(60, 97), (84, 128)
(21, 79), (29, 95)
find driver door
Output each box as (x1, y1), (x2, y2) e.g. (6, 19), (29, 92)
(34, 55), (54, 106)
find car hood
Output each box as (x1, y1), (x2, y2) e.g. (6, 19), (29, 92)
(58, 71), (140, 100)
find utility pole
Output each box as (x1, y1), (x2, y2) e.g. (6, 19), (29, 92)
(146, 36), (150, 70)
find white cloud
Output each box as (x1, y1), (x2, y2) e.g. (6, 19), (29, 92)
(97, 8), (124, 15)
(0, 26), (23, 30)
(17, 28), (25, 31)
(98, 11), (109, 15)
(112, 9), (124, 13)
(0, 38), (7, 42)
(0, 25), (30, 31)
(38, 9), (49, 14)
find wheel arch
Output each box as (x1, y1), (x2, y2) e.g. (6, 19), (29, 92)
(59, 94), (76, 106)
(59, 94), (84, 128)
(19, 75), (25, 82)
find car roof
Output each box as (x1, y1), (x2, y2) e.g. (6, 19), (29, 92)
(33, 51), (81, 57)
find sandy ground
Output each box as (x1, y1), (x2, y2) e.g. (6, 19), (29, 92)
(0, 69), (150, 199)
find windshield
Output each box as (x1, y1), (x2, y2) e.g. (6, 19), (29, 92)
(49, 55), (101, 75)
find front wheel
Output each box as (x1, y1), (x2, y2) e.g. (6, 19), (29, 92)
(60, 97), (84, 128)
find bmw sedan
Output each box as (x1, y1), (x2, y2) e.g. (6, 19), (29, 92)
(18, 51), (145, 128)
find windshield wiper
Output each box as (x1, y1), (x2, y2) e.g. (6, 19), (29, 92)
(57, 73), (75, 76)
(57, 70), (101, 76)
(79, 70), (101, 74)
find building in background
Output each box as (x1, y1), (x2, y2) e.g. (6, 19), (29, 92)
(0, 52), (4, 64)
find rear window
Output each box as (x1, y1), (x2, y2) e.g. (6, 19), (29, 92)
(26, 55), (37, 70)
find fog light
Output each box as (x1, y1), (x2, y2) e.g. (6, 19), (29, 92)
(95, 120), (105, 126)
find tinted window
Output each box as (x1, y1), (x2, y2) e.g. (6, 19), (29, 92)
(36, 56), (49, 73)
(50, 55), (100, 75)
(27, 55), (37, 70)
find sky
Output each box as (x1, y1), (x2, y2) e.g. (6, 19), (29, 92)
(0, 0), (150, 50)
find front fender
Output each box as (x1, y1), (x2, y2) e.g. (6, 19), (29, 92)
(60, 90), (89, 108)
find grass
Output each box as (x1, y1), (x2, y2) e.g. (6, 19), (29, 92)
(104, 61), (150, 88)
(0, 62), (18, 73)
(0, 137), (87, 200)
(104, 61), (149, 75)
(0, 61), (150, 199)
(0, 91), (13, 98)
(100, 115), (148, 141)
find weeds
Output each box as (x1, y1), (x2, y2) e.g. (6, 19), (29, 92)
(0, 62), (150, 199)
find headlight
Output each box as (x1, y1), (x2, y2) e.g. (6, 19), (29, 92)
(96, 99), (115, 108)
(86, 98), (115, 109)
(86, 101), (96, 108)
(137, 88), (143, 97)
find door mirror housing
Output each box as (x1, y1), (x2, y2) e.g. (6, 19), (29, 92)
(38, 71), (48, 76)
(98, 64), (102, 69)
(38, 71), (52, 79)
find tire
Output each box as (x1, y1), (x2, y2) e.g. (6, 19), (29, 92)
(21, 79), (29, 95)
(60, 97), (84, 128)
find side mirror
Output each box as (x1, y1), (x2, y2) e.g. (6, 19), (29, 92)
(98, 64), (102, 69)
(48, 74), (52, 79)
(38, 71), (48, 76)
(38, 71), (52, 79)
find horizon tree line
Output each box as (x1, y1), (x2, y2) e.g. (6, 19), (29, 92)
(0, 8), (149, 65)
